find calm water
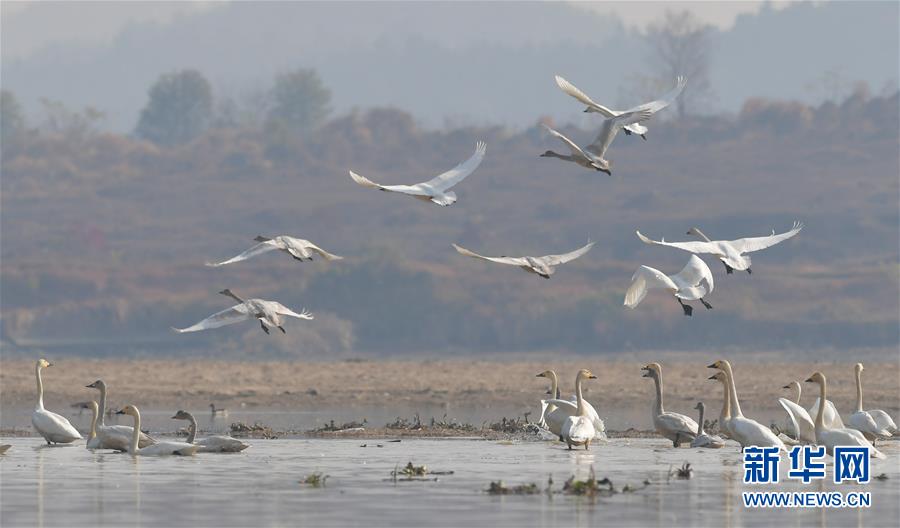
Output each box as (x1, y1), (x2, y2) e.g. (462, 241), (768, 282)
(1, 437), (898, 527)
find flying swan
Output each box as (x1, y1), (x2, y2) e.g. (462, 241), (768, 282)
(554, 75), (687, 139)
(32, 359), (82, 445)
(540, 109), (651, 174)
(173, 289), (313, 334)
(641, 363), (698, 447)
(452, 241), (594, 279)
(636, 222), (803, 275)
(624, 255), (714, 316)
(207, 235), (343, 267)
(348, 141), (486, 206)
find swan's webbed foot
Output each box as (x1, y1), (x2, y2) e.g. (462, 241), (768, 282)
(641, 134), (647, 141)
(701, 298), (713, 310)
(678, 299), (693, 317)
(292, 255), (304, 261)
(746, 268), (752, 275)
(259, 321), (270, 334)
(624, 129), (632, 136)
(278, 326), (286, 334)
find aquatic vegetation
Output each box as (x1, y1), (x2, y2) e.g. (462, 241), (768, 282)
(309, 419), (367, 433)
(486, 481), (539, 495)
(563, 468), (615, 497)
(670, 462), (693, 480)
(230, 421), (277, 439)
(301, 472), (329, 487)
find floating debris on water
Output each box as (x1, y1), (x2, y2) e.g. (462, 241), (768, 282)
(671, 462), (693, 480)
(301, 472), (329, 488)
(230, 421), (277, 439)
(486, 481), (540, 495)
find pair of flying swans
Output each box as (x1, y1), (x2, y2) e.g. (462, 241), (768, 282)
(452, 241), (594, 279)
(555, 75), (687, 139)
(173, 289), (313, 335)
(349, 141), (486, 206)
(636, 222), (804, 275)
(207, 235), (342, 267)
(624, 255), (714, 316)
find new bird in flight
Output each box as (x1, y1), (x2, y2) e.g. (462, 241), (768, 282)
(540, 108), (651, 175)
(173, 289), (313, 335)
(554, 75), (687, 140)
(207, 235), (343, 267)
(349, 141), (486, 206)
(452, 241), (594, 279)
(636, 221), (803, 275)
(624, 255), (714, 316)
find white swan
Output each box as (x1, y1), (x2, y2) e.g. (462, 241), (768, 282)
(777, 381), (816, 444)
(537, 370), (607, 440)
(808, 397), (845, 430)
(86, 379), (155, 450)
(636, 222), (803, 275)
(707, 371), (733, 439)
(691, 402), (726, 448)
(207, 235), (343, 267)
(707, 360), (786, 451)
(641, 363), (697, 447)
(560, 369), (598, 450)
(209, 403), (229, 417)
(116, 405), (198, 456)
(31, 359), (82, 444)
(847, 363), (896, 443)
(555, 75), (686, 139)
(805, 372), (884, 458)
(349, 141), (485, 206)
(540, 110), (651, 174)
(173, 289), (313, 334)
(452, 241), (594, 279)
(624, 254), (714, 316)
(172, 410), (249, 453)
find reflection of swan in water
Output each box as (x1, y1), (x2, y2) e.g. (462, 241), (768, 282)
(560, 369), (598, 450)
(641, 363), (697, 447)
(690, 402), (725, 448)
(32, 359), (82, 445)
(86, 380), (155, 450)
(708, 360), (785, 451)
(847, 363), (896, 445)
(537, 370), (607, 440)
(116, 405), (198, 456)
(172, 410), (249, 452)
(805, 372), (884, 458)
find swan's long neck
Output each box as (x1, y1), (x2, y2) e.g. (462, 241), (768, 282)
(652, 372), (664, 415)
(225, 291), (245, 304)
(791, 382), (801, 405)
(186, 414), (198, 444)
(574, 375), (586, 416)
(34, 363), (45, 410)
(815, 379), (827, 430)
(89, 403), (98, 441)
(128, 409), (142, 455)
(722, 364), (743, 418)
(548, 371), (559, 400)
(854, 368), (864, 413)
(97, 384), (107, 427)
(544, 151), (572, 161)
(718, 379), (731, 422)
(692, 229), (712, 242)
(697, 404), (705, 435)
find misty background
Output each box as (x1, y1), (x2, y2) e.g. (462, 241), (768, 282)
(1, 1), (898, 359)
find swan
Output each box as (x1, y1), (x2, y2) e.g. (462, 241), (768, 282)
(707, 371), (733, 439)
(86, 379), (155, 450)
(116, 405), (198, 456)
(540, 109), (651, 174)
(808, 397), (845, 430)
(847, 363), (896, 444)
(641, 363), (697, 447)
(805, 372), (884, 458)
(777, 381), (816, 444)
(173, 289), (313, 334)
(624, 255), (714, 316)
(349, 141), (485, 206)
(560, 369), (598, 450)
(691, 402), (726, 448)
(636, 222), (803, 275)
(554, 75), (686, 139)
(31, 359), (82, 444)
(707, 360), (786, 451)
(209, 403), (228, 417)
(207, 235), (343, 267)
(537, 370), (607, 440)
(172, 410), (249, 452)
(452, 241), (594, 279)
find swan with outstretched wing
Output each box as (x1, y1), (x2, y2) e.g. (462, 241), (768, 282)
(625, 255), (714, 316)
(452, 241), (594, 279)
(540, 108), (651, 174)
(173, 289), (312, 335)
(207, 235), (342, 267)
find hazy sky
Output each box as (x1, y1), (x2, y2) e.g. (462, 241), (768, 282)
(1, 1), (794, 60)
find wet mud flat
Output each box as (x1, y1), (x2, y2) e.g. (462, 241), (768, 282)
(1, 437), (898, 527)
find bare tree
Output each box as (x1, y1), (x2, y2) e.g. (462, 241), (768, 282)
(645, 10), (714, 117)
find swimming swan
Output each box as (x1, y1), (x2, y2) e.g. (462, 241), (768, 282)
(537, 370), (607, 440)
(777, 381), (816, 444)
(453, 241), (594, 279)
(554, 75), (686, 139)
(624, 255), (714, 316)
(116, 405), (198, 456)
(540, 111), (651, 175)
(172, 410), (249, 452)
(707, 360), (786, 451)
(636, 222), (803, 275)
(847, 363), (896, 444)
(207, 235), (343, 267)
(805, 372), (884, 458)
(349, 141), (486, 206)
(173, 289), (313, 334)
(31, 359), (82, 444)
(641, 363), (697, 447)
(707, 372), (733, 439)
(86, 379), (155, 450)
(560, 369), (598, 450)
(691, 402), (726, 448)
